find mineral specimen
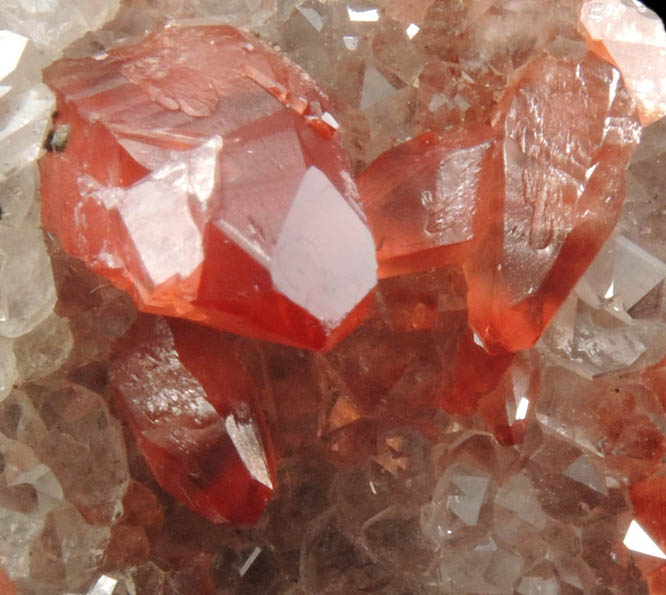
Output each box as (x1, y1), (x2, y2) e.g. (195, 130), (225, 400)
(40, 24), (377, 352)
(3, 0), (666, 594)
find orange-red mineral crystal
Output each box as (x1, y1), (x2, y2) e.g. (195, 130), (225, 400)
(464, 52), (642, 352)
(357, 50), (642, 354)
(358, 126), (495, 278)
(40, 25), (377, 351)
(110, 315), (275, 524)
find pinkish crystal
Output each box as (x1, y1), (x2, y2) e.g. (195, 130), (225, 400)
(40, 25), (377, 352)
(581, 0), (666, 126)
(358, 126), (495, 278)
(109, 315), (276, 524)
(464, 51), (641, 352)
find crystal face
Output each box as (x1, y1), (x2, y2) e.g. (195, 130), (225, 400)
(358, 126), (495, 278)
(581, 0), (666, 126)
(465, 51), (642, 352)
(109, 315), (275, 524)
(40, 24), (377, 351)
(4, 0), (666, 594)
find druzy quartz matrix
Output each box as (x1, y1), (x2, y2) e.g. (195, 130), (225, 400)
(3, 0), (666, 593)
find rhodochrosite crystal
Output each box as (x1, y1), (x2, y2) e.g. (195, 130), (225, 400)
(466, 51), (642, 352)
(358, 126), (495, 278)
(110, 315), (275, 524)
(39, 24), (377, 351)
(4, 0), (666, 593)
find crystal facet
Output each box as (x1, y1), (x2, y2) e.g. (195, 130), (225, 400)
(464, 51), (642, 352)
(40, 24), (377, 351)
(358, 126), (495, 278)
(581, 0), (666, 125)
(109, 315), (275, 524)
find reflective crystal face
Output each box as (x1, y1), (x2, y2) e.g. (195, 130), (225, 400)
(581, 0), (666, 125)
(40, 24), (377, 352)
(110, 315), (276, 524)
(358, 126), (495, 278)
(465, 51), (642, 352)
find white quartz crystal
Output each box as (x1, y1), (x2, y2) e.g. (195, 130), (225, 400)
(0, 0), (121, 60)
(0, 227), (56, 339)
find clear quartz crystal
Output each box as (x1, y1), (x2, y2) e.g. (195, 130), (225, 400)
(539, 165), (666, 377)
(0, 227), (56, 339)
(0, 0), (121, 60)
(13, 314), (73, 382)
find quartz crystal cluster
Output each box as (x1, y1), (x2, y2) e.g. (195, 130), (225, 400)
(3, 0), (666, 594)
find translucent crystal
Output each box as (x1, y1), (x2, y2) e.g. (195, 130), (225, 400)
(0, 390), (113, 594)
(581, 0), (666, 125)
(465, 51), (642, 352)
(577, 234), (666, 320)
(13, 314), (73, 381)
(0, 227), (56, 339)
(0, 0), (121, 59)
(623, 115), (666, 263)
(539, 233), (666, 377)
(0, 337), (16, 400)
(358, 126), (495, 278)
(86, 574), (118, 595)
(268, 0), (425, 169)
(536, 366), (666, 483)
(110, 315), (275, 524)
(0, 83), (54, 173)
(0, 31), (54, 174)
(416, 0), (584, 131)
(24, 383), (129, 525)
(40, 24), (376, 351)
(0, 163), (38, 230)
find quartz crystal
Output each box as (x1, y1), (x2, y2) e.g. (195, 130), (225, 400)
(40, 24), (377, 351)
(0, 0), (120, 59)
(3, 0), (666, 593)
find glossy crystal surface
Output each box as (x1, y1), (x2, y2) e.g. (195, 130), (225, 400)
(40, 24), (377, 351)
(110, 315), (275, 524)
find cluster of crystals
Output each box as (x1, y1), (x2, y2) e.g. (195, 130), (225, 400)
(3, 0), (666, 594)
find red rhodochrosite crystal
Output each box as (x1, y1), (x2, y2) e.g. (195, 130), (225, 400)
(40, 25), (377, 351)
(358, 126), (495, 278)
(109, 315), (275, 524)
(464, 52), (642, 352)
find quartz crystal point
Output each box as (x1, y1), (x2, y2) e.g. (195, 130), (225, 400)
(358, 126), (495, 278)
(477, 350), (541, 446)
(581, 0), (666, 126)
(40, 24), (377, 352)
(465, 51), (642, 352)
(109, 315), (276, 524)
